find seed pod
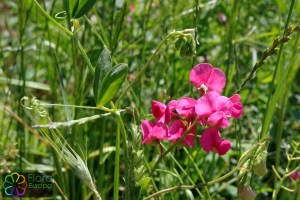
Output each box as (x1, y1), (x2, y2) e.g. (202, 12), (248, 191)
(237, 186), (257, 200)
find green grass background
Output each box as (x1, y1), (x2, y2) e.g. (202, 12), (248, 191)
(0, 0), (300, 199)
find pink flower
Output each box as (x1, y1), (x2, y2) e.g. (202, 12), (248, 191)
(151, 100), (178, 123)
(199, 128), (231, 155)
(129, 3), (135, 12)
(289, 171), (300, 180)
(229, 94), (243, 118)
(168, 120), (195, 147)
(141, 120), (168, 144)
(195, 91), (232, 128)
(176, 97), (197, 118)
(190, 63), (226, 95)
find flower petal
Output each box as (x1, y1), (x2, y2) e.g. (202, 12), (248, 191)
(230, 94), (243, 118)
(152, 121), (168, 140)
(168, 120), (185, 141)
(167, 100), (178, 111)
(216, 139), (231, 155)
(216, 95), (232, 115)
(141, 120), (154, 144)
(207, 111), (230, 128)
(190, 63), (213, 88)
(151, 100), (166, 119)
(206, 68), (226, 93)
(176, 97), (197, 118)
(199, 128), (220, 153)
(195, 91), (219, 118)
(183, 133), (195, 147)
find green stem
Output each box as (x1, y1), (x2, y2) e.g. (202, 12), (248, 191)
(115, 113), (130, 199)
(41, 103), (113, 112)
(145, 139), (263, 200)
(272, 142), (300, 199)
(163, 145), (203, 198)
(72, 35), (95, 73)
(34, 0), (95, 74)
(92, 7), (110, 47)
(150, 117), (198, 176)
(84, 15), (118, 64)
(113, 119), (121, 200)
(260, 0), (296, 140)
(33, 0), (73, 37)
(183, 147), (211, 199)
(115, 29), (194, 104)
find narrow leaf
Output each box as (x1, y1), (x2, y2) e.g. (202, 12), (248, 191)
(73, 0), (97, 18)
(69, 0), (79, 18)
(112, 1), (127, 53)
(97, 64), (128, 107)
(94, 48), (112, 104)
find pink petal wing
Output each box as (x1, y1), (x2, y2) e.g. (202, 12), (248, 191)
(151, 100), (166, 119)
(216, 95), (232, 115)
(216, 139), (232, 155)
(229, 94), (240, 103)
(167, 100), (178, 111)
(141, 120), (154, 144)
(189, 63), (213, 88)
(168, 120), (185, 141)
(176, 97), (197, 118)
(152, 121), (168, 140)
(231, 102), (243, 118)
(206, 68), (226, 93)
(230, 94), (243, 118)
(183, 133), (195, 147)
(199, 128), (220, 153)
(195, 91), (219, 118)
(207, 111), (229, 128)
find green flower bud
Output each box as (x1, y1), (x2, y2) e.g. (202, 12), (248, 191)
(179, 40), (195, 58)
(253, 150), (268, 176)
(174, 37), (187, 50)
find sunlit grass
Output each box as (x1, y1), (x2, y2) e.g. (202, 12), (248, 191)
(0, 0), (300, 199)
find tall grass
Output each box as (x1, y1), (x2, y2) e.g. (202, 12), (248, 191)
(0, 0), (300, 199)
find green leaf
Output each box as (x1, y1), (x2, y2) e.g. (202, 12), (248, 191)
(97, 63), (128, 107)
(69, 0), (79, 18)
(72, 0), (97, 18)
(135, 177), (151, 189)
(111, 1), (127, 52)
(93, 48), (112, 104)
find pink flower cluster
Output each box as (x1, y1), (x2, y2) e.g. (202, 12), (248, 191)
(141, 63), (243, 155)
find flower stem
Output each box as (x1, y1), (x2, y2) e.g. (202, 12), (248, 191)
(115, 113), (130, 199)
(33, 0), (95, 74)
(116, 29), (194, 105)
(113, 120), (121, 200)
(149, 117), (199, 176)
(145, 138), (264, 200)
(184, 147), (211, 199)
(33, 0), (73, 37)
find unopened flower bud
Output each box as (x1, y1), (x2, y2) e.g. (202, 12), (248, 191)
(73, 19), (80, 30)
(237, 186), (257, 200)
(180, 40), (195, 57)
(253, 150), (268, 176)
(175, 37), (187, 50)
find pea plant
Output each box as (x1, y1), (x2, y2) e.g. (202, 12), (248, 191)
(1, 0), (300, 200)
